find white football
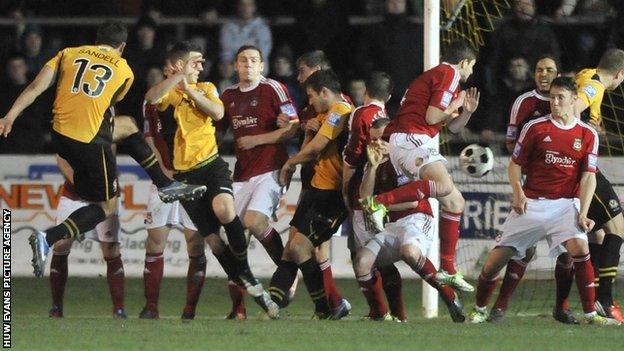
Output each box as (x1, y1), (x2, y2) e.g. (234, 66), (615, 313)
(459, 144), (494, 178)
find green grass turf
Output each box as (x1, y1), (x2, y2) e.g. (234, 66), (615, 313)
(10, 277), (624, 351)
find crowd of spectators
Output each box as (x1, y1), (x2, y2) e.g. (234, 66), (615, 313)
(0, 0), (623, 154)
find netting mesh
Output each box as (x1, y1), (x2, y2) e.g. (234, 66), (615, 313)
(439, 0), (624, 315)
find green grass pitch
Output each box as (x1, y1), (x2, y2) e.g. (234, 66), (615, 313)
(10, 277), (624, 350)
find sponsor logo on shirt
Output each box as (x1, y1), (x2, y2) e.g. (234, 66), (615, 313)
(441, 91), (453, 108)
(280, 103), (297, 117)
(545, 151), (577, 167)
(583, 85), (597, 99)
(232, 115), (259, 129)
(327, 112), (342, 127)
(573, 138), (582, 151)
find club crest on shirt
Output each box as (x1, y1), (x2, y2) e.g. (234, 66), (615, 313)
(609, 199), (621, 211)
(250, 97), (259, 107)
(573, 138), (582, 151)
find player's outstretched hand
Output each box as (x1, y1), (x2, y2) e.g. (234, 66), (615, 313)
(512, 192), (528, 215)
(279, 162), (296, 187)
(578, 214), (595, 233)
(462, 87), (480, 114)
(446, 90), (466, 116)
(0, 117), (14, 137)
(237, 135), (258, 150)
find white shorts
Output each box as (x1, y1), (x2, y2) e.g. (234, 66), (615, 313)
(351, 210), (375, 250)
(145, 184), (197, 231)
(233, 170), (283, 219)
(389, 133), (447, 181)
(365, 213), (434, 267)
(55, 196), (121, 243)
(497, 198), (587, 259)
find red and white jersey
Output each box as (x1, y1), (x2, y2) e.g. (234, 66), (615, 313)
(512, 115), (598, 199)
(221, 77), (298, 181)
(343, 101), (387, 208)
(374, 160), (433, 222)
(142, 101), (173, 170)
(506, 89), (550, 147)
(386, 63), (460, 138)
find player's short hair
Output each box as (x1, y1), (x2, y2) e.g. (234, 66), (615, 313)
(371, 117), (390, 129)
(550, 76), (577, 94)
(534, 54), (559, 71)
(235, 45), (264, 62)
(304, 70), (341, 94)
(597, 48), (624, 74)
(296, 50), (331, 70)
(366, 72), (394, 101)
(441, 41), (477, 64)
(96, 21), (128, 48)
(167, 41), (201, 63)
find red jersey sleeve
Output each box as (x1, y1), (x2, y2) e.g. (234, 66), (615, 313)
(343, 108), (369, 167)
(142, 102), (160, 137)
(512, 122), (536, 166)
(581, 125), (599, 173)
(429, 66), (460, 111)
(506, 94), (533, 143)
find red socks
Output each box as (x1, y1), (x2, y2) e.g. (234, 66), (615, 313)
(50, 252), (69, 310)
(493, 259), (528, 310)
(184, 254), (207, 315)
(259, 227), (284, 265)
(228, 280), (246, 315)
(554, 254), (575, 311)
(143, 252), (164, 313)
(573, 254), (596, 314)
(416, 256), (456, 302)
(375, 180), (436, 206)
(440, 210), (462, 274)
(379, 265), (406, 321)
(475, 273), (498, 308)
(320, 260), (343, 309)
(357, 270), (388, 318)
(105, 255), (125, 312)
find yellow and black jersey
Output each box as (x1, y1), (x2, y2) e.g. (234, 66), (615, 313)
(47, 45), (134, 144)
(311, 101), (354, 191)
(156, 82), (223, 171)
(575, 68), (605, 125)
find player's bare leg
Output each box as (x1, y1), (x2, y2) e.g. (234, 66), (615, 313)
(489, 246), (535, 323)
(212, 193), (279, 318)
(101, 242), (125, 319)
(244, 210), (284, 265)
(468, 246), (516, 323)
(400, 244), (465, 323)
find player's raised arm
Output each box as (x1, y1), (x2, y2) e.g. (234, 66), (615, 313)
(447, 87), (480, 133)
(236, 114), (299, 150)
(144, 70), (185, 104)
(0, 64), (56, 137)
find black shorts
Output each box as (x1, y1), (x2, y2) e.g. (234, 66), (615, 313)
(588, 170), (623, 230)
(290, 187), (347, 246)
(174, 155), (233, 236)
(53, 131), (117, 202)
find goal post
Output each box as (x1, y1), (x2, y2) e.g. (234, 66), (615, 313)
(422, 0), (440, 319)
